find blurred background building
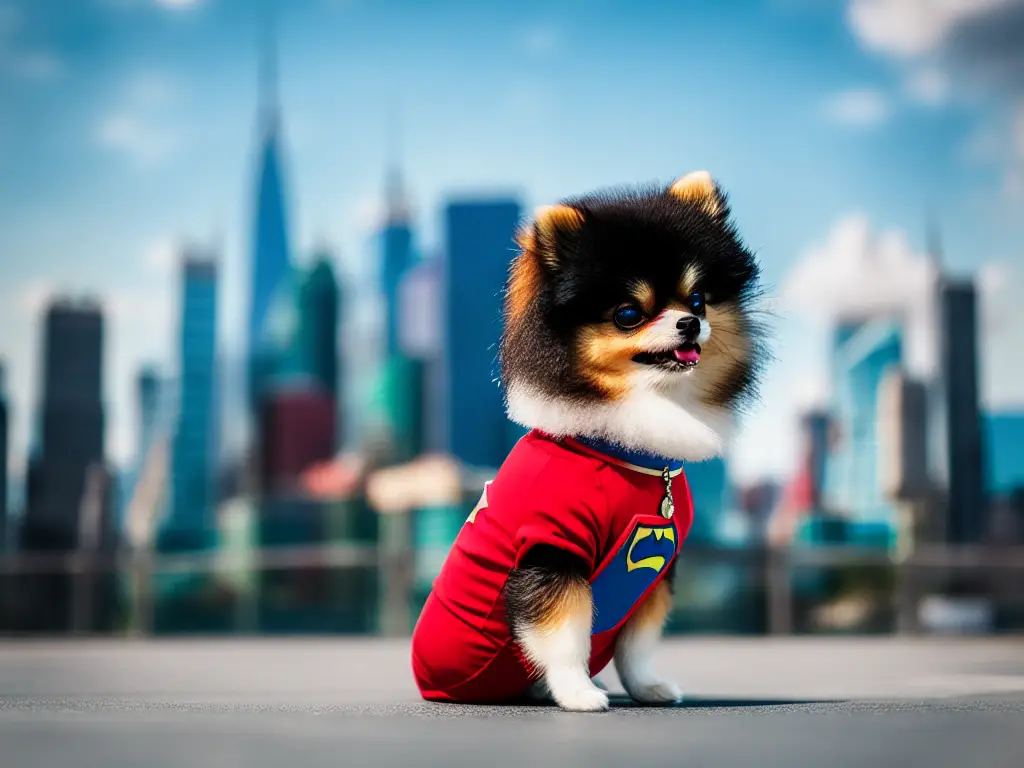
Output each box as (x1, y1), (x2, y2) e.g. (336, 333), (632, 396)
(162, 253), (219, 553)
(0, 363), (8, 555)
(442, 199), (522, 470)
(22, 300), (107, 554)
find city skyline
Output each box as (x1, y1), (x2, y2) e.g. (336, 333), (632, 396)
(1, 0), (1023, 488)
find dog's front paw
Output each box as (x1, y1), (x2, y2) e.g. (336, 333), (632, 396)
(626, 678), (683, 705)
(549, 679), (610, 712)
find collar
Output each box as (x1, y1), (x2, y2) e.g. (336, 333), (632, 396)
(564, 435), (684, 477)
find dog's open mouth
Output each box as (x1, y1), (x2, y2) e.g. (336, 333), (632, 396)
(632, 343), (701, 370)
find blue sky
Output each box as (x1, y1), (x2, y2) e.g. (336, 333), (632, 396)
(1, 0), (1022, 485)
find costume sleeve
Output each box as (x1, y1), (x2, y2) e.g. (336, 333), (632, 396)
(513, 463), (604, 572)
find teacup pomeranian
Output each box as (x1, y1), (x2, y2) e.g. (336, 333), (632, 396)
(411, 172), (764, 711)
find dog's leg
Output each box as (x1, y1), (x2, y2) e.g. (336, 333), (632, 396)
(613, 579), (682, 704)
(527, 675), (607, 703)
(505, 545), (608, 712)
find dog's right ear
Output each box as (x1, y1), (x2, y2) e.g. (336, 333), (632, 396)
(517, 205), (584, 270)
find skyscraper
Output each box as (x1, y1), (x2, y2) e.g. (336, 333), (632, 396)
(684, 458), (729, 544)
(938, 279), (986, 543)
(769, 412), (831, 545)
(164, 254), (219, 550)
(137, 366), (161, 463)
(23, 298), (105, 551)
(877, 371), (930, 501)
(823, 318), (903, 524)
(259, 383), (337, 494)
(298, 254), (341, 402)
(19, 299), (107, 631)
(0, 362), (8, 552)
(801, 409), (832, 511)
(380, 165), (415, 357)
(118, 365), (164, 530)
(247, 9), (293, 413)
(442, 198), (522, 469)
(394, 259), (440, 458)
(984, 411), (1024, 497)
(375, 149), (429, 462)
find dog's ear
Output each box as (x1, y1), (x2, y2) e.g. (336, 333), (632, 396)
(668, 171), (726, 219)
(517, 205), (584, 270)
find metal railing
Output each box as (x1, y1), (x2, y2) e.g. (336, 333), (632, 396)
(3, 540), (1024, 636)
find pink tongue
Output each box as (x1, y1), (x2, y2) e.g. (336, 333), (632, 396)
(673, 347), (700, 364)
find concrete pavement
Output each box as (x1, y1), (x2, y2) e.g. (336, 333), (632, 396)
(2, 637), (1023, 766)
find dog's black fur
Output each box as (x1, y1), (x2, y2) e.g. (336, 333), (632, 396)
(499, 175), (762, 660)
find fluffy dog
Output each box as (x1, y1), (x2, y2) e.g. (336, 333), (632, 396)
(411, 172), (763, 711)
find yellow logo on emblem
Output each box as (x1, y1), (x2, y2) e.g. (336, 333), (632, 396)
(625, 526), (676, 573)
(466, 482), (491, 524)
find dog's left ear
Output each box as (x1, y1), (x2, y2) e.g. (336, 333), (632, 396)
(517, 205), (584, 271)
(668, 171), (726, 219)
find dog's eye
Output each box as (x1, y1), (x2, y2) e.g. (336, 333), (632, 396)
(613, 304), (645, 330)
(687, 291), (706, 317)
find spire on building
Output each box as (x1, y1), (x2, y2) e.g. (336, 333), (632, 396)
(258, 0), (280, 133)
(248, 0), (293, 414)
(385, 108), (410, 225)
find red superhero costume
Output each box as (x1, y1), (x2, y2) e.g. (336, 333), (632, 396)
(411, 430), (694, 702)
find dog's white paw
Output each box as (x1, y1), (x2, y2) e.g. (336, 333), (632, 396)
(550, 680), (610, 712)
(626, 678), (683, 705)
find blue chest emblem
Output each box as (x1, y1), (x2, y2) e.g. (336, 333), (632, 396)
(590, 517), (679, 635)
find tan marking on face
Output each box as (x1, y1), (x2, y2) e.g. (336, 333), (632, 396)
(575, 299), (753, 405)
(576, 325), (642, 400)
(691, 300), (753, 407)
(667, 171), (721, 217)
(532, 578), (592, 633)
(576, 319), (672, 400)
(628, 280), (656, 317)
(630, 580), (673, 633)
(677, 265), (702, 300)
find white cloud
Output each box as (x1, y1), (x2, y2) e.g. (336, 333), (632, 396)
(784, 214), (938, 375)
(783, 215), (936, 318)
(124, 71), (180, 108)
(96, 114), (178, 166)
(823, 88), (891, 127)
(846, 0), (1024, 198)
(979, 260), (1024, 406)
(142, 235), (179, 277)
(94, 72), (183, 167)
(13, 279), (56, 315)
(961, 101), (1024, 198)
(905, 66), (951, 105)
(847, 0), (1008, 57)
(784, 214), (1024, 406)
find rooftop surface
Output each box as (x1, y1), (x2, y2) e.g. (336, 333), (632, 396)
(2, 637), (1023, 767)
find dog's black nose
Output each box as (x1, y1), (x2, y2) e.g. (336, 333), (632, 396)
(676, 315), (701, 340)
